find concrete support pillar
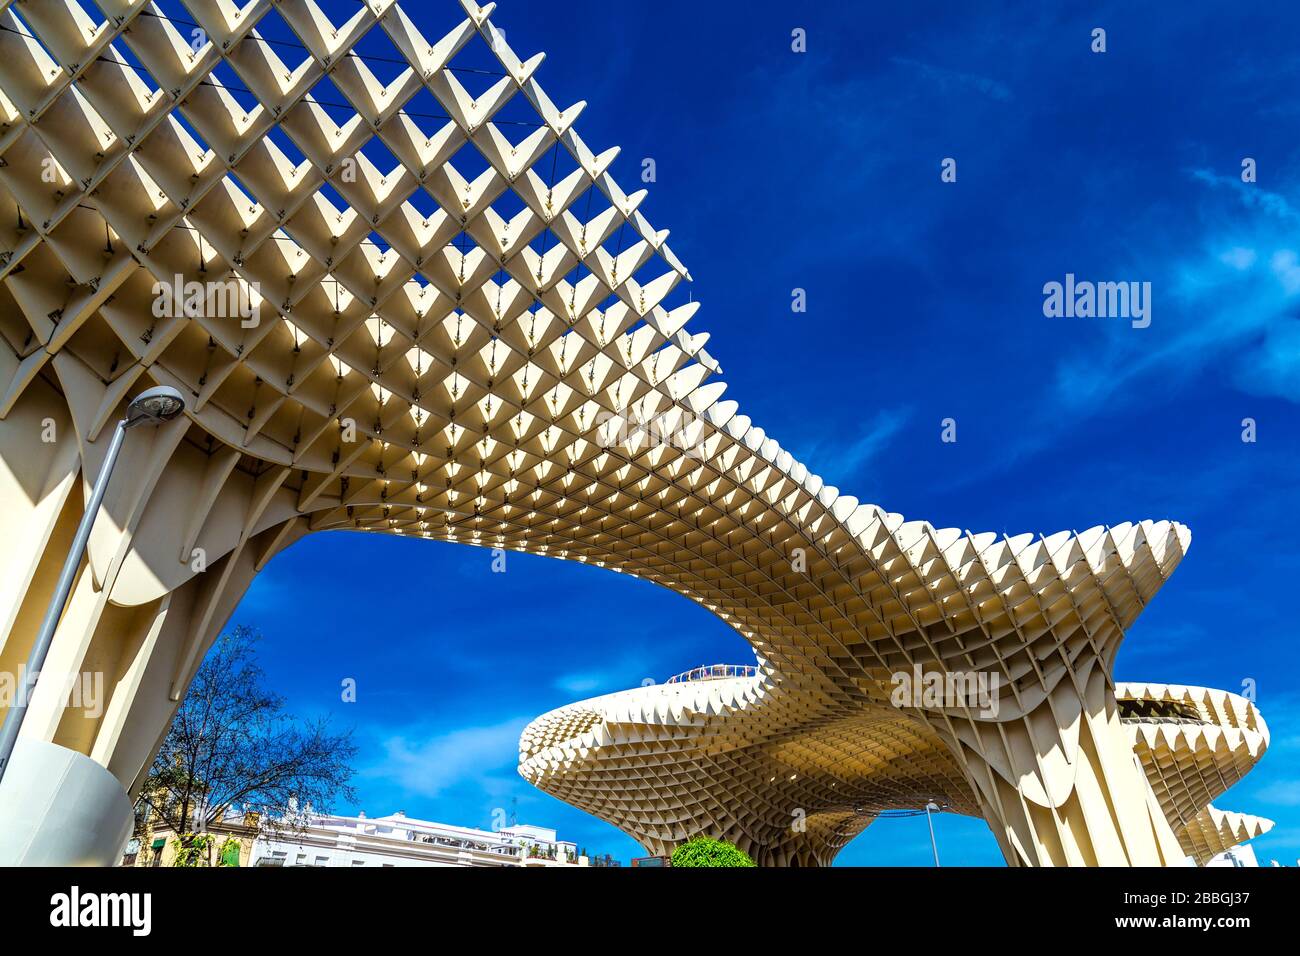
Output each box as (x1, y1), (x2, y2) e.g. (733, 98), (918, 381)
(0, 374), (306, 862)
(936, 667), (1184, 866)
(0, 739), (134, 866)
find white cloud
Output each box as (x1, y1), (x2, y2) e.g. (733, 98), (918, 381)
(1050, 172), (1300, 415)
(796, 406), (913, 488)
(363, 716), (530, 798)
(1270, 249), (1300, 292)
(554, 673), (605, 695)
(1219, 246), (1256, 270)
(1254, 780), (1300, 807)
(890, 56), (1012, 101)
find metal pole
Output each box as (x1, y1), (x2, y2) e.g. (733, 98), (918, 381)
(0, 418), (129, 786)
(925, 801), (941, 867)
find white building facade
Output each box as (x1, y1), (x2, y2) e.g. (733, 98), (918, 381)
(251, 811), (581, 868)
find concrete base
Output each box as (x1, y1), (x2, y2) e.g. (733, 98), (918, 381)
(0, 739), (134, 866)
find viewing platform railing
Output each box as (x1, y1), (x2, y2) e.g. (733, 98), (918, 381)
(665, 664), (758, 684)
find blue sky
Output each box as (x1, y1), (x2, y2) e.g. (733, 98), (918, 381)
(225, 0), (1299, 865)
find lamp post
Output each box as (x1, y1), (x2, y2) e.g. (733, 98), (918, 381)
(925, 801), (946, 867)
(0, 386), (186, 787)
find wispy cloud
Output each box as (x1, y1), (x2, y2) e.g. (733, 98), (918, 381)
(796, 406), (913, 489)
(1052, 170), (1300, 414)
(890, 56), (1012, 101)
(362, 716), (530, 799)
(549, 646), (664, 698)
(1254, 780), (1300, 807)
(934, 170), (1300, 495)
(553, 672), (608, 695)
(1190, 169), (1300, 222)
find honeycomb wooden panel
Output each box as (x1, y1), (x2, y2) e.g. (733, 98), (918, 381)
(0, 0), (1271, 865)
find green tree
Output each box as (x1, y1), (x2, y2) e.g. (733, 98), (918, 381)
(217, 837), (243, 867)
(670, 837), (756, 867)
(136, 626), (357, 865)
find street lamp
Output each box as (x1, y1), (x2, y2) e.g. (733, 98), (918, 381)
(0, 386), (186, 786)
(924, 801), (947, 867)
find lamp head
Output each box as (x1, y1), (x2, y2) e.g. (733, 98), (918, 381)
(125, 385), (186, 428)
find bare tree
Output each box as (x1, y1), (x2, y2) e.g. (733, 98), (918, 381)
(136, 625), (357, 860)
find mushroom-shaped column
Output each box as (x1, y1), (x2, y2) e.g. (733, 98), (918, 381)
(887, 521), (1193, 866)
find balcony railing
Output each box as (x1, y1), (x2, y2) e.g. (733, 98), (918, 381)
(665, 664), (758, 684)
